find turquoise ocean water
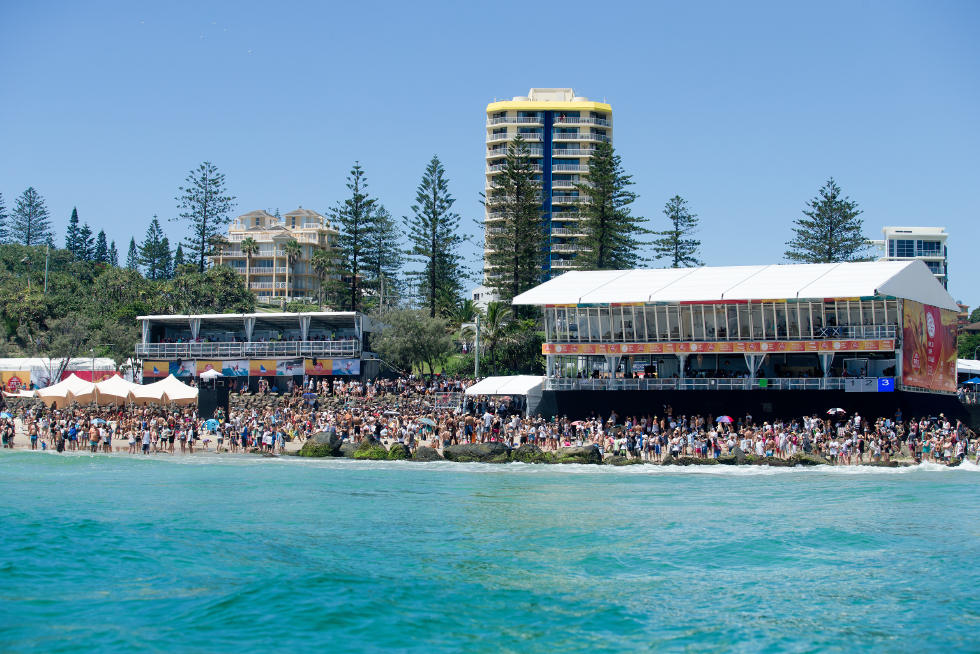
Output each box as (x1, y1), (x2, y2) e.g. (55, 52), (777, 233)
(1, 452), (978, 652)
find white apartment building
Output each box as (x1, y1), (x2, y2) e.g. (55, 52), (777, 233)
(485, 88), (612, 279)
(211, 207), (339, 303)
(872, 226), (948, 288)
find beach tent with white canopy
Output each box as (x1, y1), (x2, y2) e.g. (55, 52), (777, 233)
(94, 375), (139, 405)
(958, 359), (980, 376)
(157, 375), (199, 405)
(129, 375), (197, 406)
(35, 374), (96, 408)
(465, 375), (545, 416)
(199, 368), (223, 382)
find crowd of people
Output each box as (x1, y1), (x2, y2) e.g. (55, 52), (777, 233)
(0, 374), (976, 466)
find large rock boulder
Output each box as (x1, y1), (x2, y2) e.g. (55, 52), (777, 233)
(387, 442), (411, 460)
(412, 446), (444, 462)
(605, 455), (645, 466)
(732, 446), (749, 465)
(443, 442), (511, 463)
(512, 444), (554, 464)
(340, 442), (358, 458)
(787, 453), (829, 466)
(296, 431), (342, 457)
(662, 456), (718, 466)
(353, 438), (388, 460)
(555, 445), (602, 465)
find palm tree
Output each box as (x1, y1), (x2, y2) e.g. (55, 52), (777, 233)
(282, 238), (302, 302)
(463, 301), (511, 374)
(310, 247), (332, 309)
(449, 299), (480, 326)
(241, 237), (258, 294)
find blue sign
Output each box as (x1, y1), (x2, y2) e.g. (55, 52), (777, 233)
(877, 378), (894, 393)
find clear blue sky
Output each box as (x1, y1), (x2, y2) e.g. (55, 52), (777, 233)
(1, 1), (977, 304)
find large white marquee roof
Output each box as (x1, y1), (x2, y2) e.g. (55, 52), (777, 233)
(512, 261), (958, 311)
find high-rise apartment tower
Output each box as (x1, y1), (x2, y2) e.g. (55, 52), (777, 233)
(484, 88), (612, 279)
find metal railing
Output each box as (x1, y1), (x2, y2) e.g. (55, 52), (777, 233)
(543, 377), (886, 392)
(487, 116), (543, 125)
(553, 117), (611, 126)
(136, 340), (361, 359)
(552, 132), (611, 142)
(553, 148), (598, 156)
(552, 164), (588, 172)
(551, 227), (582, 236)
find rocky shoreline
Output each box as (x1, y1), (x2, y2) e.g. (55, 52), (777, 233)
(292, 432), (948, 467)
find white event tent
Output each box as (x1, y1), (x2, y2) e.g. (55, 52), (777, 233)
(465, 375), (545, 416)
(24, 373), (197, 407)
(511, 260), (959, 311)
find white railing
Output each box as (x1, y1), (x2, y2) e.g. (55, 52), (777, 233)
(543, 377), (887, 392)
(551, 180), (580, 188)
(487, 116), (542, 125)
(136, 340), (360, 359)
(554, 117), (611, 126)
(551, 227), (582, 236)
(487, 133), (510, 142)
(488, 148), (544, 157)
(816, 325), (897, 339)
(553, 132), (610, 143)
(553, 148), (598, 156)
(550, 244), (578, 253)
(553, 164), (588, 172)
(551, 213), (581, 221)
(488, 163), (543, 173)
(551, 260), (576, 269)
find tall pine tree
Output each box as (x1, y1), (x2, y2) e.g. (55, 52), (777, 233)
(126, 237), (140, 271)
(784, 178), (870, 263)
(77, 223), (95, 261)
(65, 207), (81, 255)
(174, 161), (236, 272)
(653, 196), (703, 268)
(108, 241), (119, 266)
(140, 216), (172, 280)
(362, 205), (403, 310)
(405, 155), (465, 317)
(173, 243), (185, 270)
(11, 187), (54, 246)
(0, 192), (7, 244)
(482, 135), (544, 304)
(94, 230), (109, 263)
(574, 141), (649, 270)
(328, 162), (377, 311)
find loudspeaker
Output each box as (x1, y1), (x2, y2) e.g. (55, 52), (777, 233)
(198, 381), (229, 419)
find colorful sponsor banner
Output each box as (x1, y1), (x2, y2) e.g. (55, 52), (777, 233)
(221, 360), (249, 377)
(170, 361), (195, 377)
(304, 358), (361, 375)
(902, 300), (956, 392)
(305, 358), (330, 375)
(196, 360), (222, 376)
(276, 358), (305, 376)
(543, 339), (896, 356)
(249, 359), (276, 376)
(1, 371), (30, 392)
(64, 370), (116, 382)
(142, 361), (169, 378)
(332, 358), (360, 376)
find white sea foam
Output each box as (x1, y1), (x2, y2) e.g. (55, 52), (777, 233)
(8, 449), (979, 477)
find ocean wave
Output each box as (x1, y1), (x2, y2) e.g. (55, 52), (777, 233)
(4, 449), (978, 476)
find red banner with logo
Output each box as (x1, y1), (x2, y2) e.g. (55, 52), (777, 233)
(901, 300), (956, 392)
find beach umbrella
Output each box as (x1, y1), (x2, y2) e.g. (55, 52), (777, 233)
(205, 418), (220, 430)
(963, 377), (980, 385)
(571, 420), (586, 426)
(92, 418), (106, 425)
(827, 408), (846, 415)
(716, 415), (734, 423)
(0, 411), (12, 418)
(419, 417), (437, 427)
